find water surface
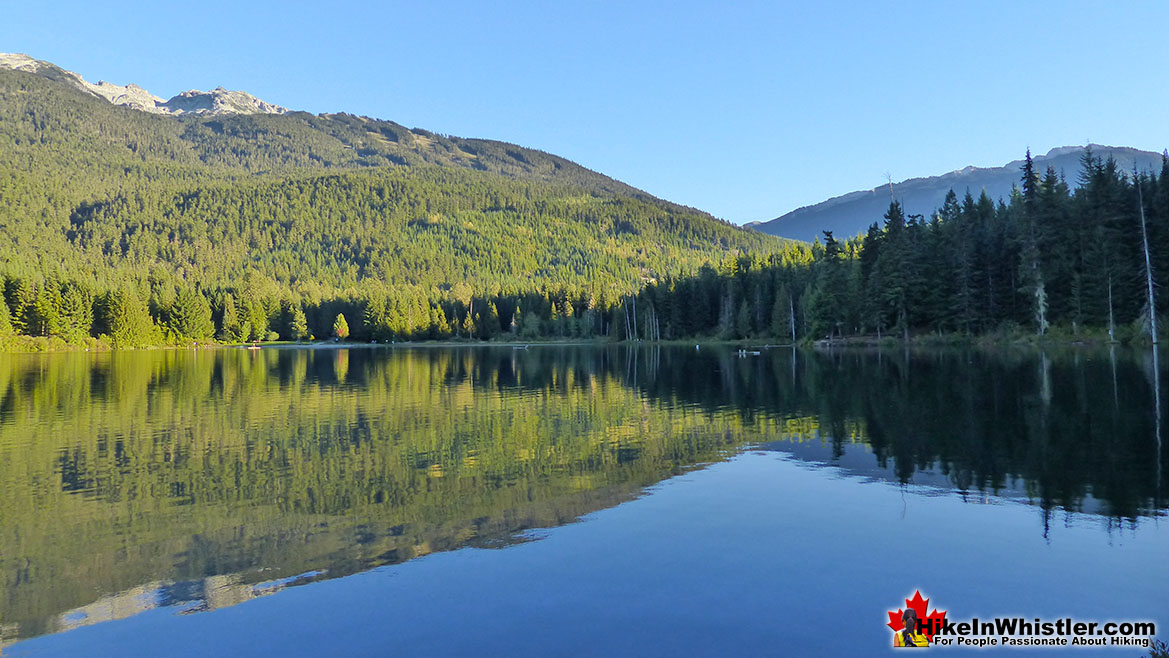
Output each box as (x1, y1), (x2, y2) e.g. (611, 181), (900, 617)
(1, 345), (1165, 655)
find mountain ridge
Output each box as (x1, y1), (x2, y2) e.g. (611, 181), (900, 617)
(0, 52), (788, 348)
(0, 52), (287, 116)
(751, 144), (1166, 242)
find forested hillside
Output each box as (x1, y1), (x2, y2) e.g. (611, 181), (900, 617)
(633, 150), (1169, 343)
(3, 57), (1164, 349)
(0, 63), (785, 347)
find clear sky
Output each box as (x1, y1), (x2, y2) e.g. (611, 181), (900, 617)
(3, 1), (1168, 224)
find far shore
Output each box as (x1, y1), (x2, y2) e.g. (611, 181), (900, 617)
(0, 332), (1159, 355)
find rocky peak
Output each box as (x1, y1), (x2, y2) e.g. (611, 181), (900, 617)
(0, 53), (288, 116)
(0, 52), (45, 73)
(161, 86), (287, 116)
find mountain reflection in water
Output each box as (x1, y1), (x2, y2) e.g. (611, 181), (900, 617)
(0, 345), (1164, 646)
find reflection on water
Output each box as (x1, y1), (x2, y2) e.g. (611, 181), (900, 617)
(0, 345), (1165, 646)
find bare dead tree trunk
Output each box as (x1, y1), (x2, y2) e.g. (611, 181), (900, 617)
(623, 299), (631, 341)
(788, 294), (796, 343)
(1154, 346), (1163, 503)
(1108, 273), (1115, 343)
(1139, 183), (1159, 344)
(631, 295), (638, 342)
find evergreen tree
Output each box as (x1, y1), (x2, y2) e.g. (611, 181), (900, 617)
(57, 281), (94, 342)
(807, 231), (850, 338)
(0, 296), (12, 337)
(430, 304), (452, 339)
(289, 305), (309, 341)
(461, 307), (476, 338)
(859, 222), (885, 335)
(770, 282), (793, 341)
(876, 201), (912, 338)
(101, 286), (156, 347)
(363, 295), (390, 341)
(29, 282), (63, 337)
(219, 293), (248, 343)
(5, 278), (33, 336)
(1018, 150), (1049, 335)
(481, 301), (502, 339)
(243, 298), (270, 342)
(167, 287), (214, 341)
(735, 300), (751, 339)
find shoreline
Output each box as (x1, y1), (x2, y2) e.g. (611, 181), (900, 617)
(0, 334), (1157, 355)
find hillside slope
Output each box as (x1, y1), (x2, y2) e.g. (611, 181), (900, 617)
(0, 58), (663, 200)
(0, 60), (780, 296)
(0, 56), (790, 346)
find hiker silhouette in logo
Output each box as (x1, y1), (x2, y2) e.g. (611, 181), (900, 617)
(894, 607), (929, 647)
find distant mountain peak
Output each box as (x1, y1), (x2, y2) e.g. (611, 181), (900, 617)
(754, 144), (1166, 242)
(0, 52), (287, 116)
(1044, 145), (1086, 159)
(0, 52), (44, 73)
(161, 87), (288, 116)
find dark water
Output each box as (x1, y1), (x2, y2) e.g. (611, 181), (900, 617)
(0, 345), (1165, 656)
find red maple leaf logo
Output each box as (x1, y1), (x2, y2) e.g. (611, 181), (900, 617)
(887, 590), (947, 642)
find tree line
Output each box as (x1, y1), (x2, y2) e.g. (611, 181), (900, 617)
(628, 149), (1169, 343)
(5, 149), (1167, 348)
(4, 63), (1167, 347)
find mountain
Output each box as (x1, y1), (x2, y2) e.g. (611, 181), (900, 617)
(750, 145), (1166, 242)
(0, 54), (788, 345)
(0, 52), (696, 203)
(0, 52), (286, 115)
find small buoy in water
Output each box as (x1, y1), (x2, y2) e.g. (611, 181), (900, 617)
(695, 344), (699, 350)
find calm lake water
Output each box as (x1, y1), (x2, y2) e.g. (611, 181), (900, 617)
(0, 345), (1165, 656)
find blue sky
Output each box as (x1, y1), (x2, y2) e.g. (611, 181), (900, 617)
(3, 1), (1168, 223)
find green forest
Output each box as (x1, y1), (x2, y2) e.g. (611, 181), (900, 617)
(0, 65), (785, 349)
(2, 63), (1168, 348)
(632, 149), (1169, 344)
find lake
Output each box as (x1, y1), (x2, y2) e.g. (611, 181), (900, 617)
(0, 345), (1165, 656)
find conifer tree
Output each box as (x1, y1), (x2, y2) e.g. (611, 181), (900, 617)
(807, 231), (851, 338)
(102, 286), (156, 347)
(431, 304), (452, 339)
(57, 281), (94, 342)
(6, 278), (35, 335)
(877, 201), (912, 338)
(168, 287), (214, 341)
(29, 282), (63, 337)
(461, 304), (476, 338)
(859, 223), (885, 335)
(219, 293), (247, 343)
(3, 279), (23, 334)
(290, 305), (309, 341)
(770, 282), (792, 340)
(0, 296), (12, 337)
(1019, 150), (1048, 335)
